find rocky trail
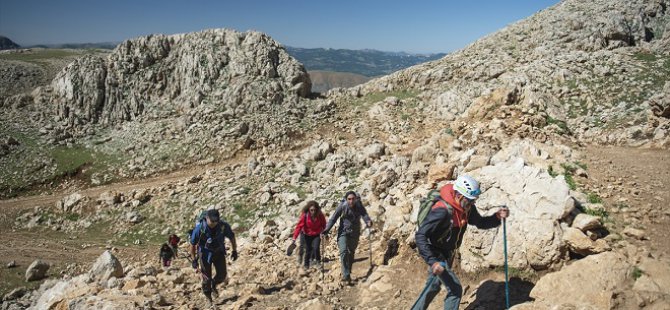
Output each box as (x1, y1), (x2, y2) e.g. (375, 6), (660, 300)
(2, 0), (670, 308)
(2, 145), (668, 309)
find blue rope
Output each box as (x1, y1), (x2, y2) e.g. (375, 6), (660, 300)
(503, 218), (510, 309)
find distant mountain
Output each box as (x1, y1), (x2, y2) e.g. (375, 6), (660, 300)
(286, 47), (446, 77)
(307, 70), (371, 93)
(0, 36), (20, 50)
(27, 42), (119, 50)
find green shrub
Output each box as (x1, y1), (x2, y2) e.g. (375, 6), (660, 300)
(632, 266), (643, 280)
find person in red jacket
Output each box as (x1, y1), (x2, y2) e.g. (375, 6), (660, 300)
(291, 200), (327, 270)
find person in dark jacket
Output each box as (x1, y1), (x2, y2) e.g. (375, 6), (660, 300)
(189, 209), (238, 303)
(159, 243), (174, 267)
(291, 200), (327, 270)
(322, 191), (372, 284)
(412, 175), (509, 310)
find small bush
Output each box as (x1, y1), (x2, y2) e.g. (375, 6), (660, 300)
(632, 266), (643, 280)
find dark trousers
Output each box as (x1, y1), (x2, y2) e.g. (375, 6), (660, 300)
(303, 234), (322, 268)
(199, 252), (227, 296)
(297, 233), (305, 265)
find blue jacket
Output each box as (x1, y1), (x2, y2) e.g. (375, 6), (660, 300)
(190, 220), (235, 259)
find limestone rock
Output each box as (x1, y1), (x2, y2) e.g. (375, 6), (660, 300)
(89, 250), (124, 282)
(529, 252), (631, 309)
(25, 260), (50, 281)
(571, 213), (602, 232)
(562, 227), (610, 256)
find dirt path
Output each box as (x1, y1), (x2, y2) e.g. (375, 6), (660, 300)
(581, 146), (670, 257)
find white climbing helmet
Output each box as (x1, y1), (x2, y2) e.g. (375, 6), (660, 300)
(454, 175), (481, 200)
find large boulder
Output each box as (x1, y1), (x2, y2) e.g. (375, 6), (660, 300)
(25, 260), (50, 281)
(528, 252), (631, 309)
(89, 251), (124, 282)
(459, 153), (573, 271)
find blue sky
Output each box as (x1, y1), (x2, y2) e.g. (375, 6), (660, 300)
(0, 0), (560, 53)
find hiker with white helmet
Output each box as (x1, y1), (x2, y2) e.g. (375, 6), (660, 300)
(411, 175), (509, 310)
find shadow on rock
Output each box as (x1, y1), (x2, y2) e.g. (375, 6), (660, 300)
(465, 277), (534, 310)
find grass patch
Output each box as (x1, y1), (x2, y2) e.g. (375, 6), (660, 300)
(574, 161), (587, 170)
(0, 49), (85, 63)
(51, 146), (95, 176)
(564, 174), (577, 190)
(633, 52), (657, 62)
(587, 192), (603, 204)
(545, 115), (570, 134)
(64, 212), (81, 222)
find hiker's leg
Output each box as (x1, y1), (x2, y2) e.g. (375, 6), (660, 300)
(297, 233), (305, 265)
(212, 254), (227, 287)
(304, 235), (315, 268)
(438, 265), (463, 310)
(347, 231), (360, 273)
(337, 234), (351, 279)
(199, 255), (213, 297)
(313, 235), (322, 263)
(411, 270), (442, 310)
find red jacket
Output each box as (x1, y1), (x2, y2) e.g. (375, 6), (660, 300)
(292, 211), (327, 239)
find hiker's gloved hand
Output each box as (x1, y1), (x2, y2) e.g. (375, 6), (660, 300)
(431, 262), (445, 275)
(191, 259), (198, 269)
(496, 206), (509, 220)
(231, 250), (238, 261)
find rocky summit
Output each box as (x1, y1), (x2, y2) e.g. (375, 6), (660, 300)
(1, 0), (670, 309)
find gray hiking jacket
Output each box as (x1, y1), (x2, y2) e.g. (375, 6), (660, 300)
(324, 199), (371, 237)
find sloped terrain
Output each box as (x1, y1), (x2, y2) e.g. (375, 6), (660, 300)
(1, 0), (670, 309)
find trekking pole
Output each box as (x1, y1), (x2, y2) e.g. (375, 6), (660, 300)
(370, 227), (375, 267)
(320, 236), (325, 280)
(503, 217), (510, 309)
(410, 262), (446, 309)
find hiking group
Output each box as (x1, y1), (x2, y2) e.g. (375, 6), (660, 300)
(164, 175), (508, 309)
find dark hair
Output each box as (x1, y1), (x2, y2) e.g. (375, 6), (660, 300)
(344, 191), (357, 200)
(302, 200), (321, 216)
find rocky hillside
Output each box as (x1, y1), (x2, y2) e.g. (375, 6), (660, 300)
(0, 36), (20, 50)
(1, 0), (670, 309)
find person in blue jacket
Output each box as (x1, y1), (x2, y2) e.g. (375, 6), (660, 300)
(412, 175), (509, 310)
(322, 191), (372, 285)
(189, 209), (238, 302)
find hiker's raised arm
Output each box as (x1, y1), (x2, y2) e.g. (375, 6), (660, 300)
(358, 202), (372, 227)
(468, 204), (501, 229)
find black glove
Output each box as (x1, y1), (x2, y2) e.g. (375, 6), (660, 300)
(191, 258), (198, 269)
(231, 250), (238, 261)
